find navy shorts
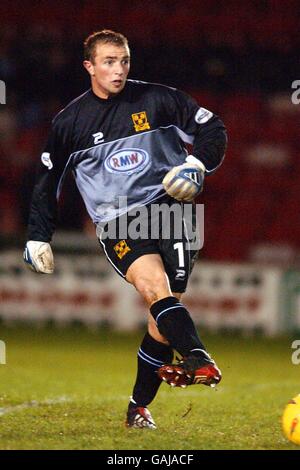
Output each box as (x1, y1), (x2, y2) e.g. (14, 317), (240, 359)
(98, 196), (199, 293)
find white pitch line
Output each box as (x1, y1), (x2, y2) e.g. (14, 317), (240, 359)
(0, 396), (72, 417)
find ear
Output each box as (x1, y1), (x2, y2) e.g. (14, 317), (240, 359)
(83, 60), (95, 77)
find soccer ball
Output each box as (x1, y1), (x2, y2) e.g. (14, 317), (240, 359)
(282, 394), (300, 445)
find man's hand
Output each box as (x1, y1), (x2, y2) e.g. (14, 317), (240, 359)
(23, 241), (54, 274)
(162, 157), (205, 202)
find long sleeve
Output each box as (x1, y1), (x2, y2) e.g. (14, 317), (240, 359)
(166, 88), (227, 173)
(27, 116), (71, 241)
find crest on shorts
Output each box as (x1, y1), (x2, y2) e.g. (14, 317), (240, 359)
(131, 111), (151, 132)
(114, 240), (131, 259)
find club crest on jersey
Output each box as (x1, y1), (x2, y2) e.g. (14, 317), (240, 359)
(104, 148), (150, 175)
(131, 111), (151, 132)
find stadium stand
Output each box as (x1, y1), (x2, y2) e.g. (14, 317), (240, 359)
(0, 0), (299, 263)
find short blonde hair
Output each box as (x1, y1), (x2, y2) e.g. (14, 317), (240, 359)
(84, 30), (129, 63)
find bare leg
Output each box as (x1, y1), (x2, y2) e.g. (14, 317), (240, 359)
(126, 253), (173, 343)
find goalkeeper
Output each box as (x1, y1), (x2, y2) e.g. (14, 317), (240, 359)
(24, 30), (227, 429)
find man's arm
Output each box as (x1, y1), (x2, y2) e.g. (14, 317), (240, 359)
(162, 88), (227, 201)
(170, 88), (227, 172)
(191, 108), (227, 174)
(24, 116), (70, 273)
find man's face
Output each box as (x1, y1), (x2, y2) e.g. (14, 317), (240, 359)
(84, 43), (130, 99)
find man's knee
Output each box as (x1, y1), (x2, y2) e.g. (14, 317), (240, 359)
(134, 273), (170, 305)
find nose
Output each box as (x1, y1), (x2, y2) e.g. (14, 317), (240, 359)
(114, 63), (124, 76)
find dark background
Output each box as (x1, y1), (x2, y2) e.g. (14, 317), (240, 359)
(1, 0), (299, 264)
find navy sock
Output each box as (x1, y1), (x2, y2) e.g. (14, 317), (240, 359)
(150, 296), (210, 360)
(130, 332), (173, 408)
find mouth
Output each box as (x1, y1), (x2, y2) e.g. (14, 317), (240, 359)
(112, 80), (123, 87)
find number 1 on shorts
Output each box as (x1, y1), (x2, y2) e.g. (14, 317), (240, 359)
(173, 242), (185, 267)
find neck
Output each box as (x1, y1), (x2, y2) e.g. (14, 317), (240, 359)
(91, 82), (110, 100)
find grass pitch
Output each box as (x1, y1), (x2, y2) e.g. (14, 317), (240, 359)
(0, 325), (299, 450)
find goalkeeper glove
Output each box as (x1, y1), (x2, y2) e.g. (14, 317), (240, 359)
(162, 156), (205, 202)
(23, 241), (54, 274)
